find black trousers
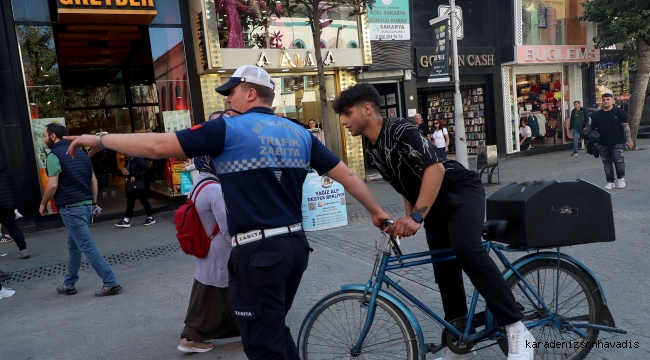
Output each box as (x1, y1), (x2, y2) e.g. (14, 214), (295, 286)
(125, 193), (152, 218)
(228, 230), (310, 360)
(0, 208), (26, 251)
(424, 191), (523, 326)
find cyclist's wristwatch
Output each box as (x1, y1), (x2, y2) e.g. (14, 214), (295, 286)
(410, 213), (424, 224)
(96, 132), (108, 150)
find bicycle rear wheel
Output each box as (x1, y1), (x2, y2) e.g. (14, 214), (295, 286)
(298, 290), (418, 360)
(500, 258), (603, 360)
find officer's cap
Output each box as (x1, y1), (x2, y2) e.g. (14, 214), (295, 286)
(215, 65), (275, 96)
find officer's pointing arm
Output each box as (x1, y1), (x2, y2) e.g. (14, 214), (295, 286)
(64, 133), (186, 159)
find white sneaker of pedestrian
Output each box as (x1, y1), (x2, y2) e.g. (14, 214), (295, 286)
(433, 347), (476, 360)
(616, 178), (625, 189)
(506, 329), (535, 360)
(603, 182), (615, 190)
(0, 287), (16, 299)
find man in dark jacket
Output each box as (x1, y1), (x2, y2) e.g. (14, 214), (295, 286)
(568, 101), (589, 156)
(39, 123), (122, 296)
(0, 157), (29, 259)
(114, 156), (155, 227)
(591, 94), (634, 189)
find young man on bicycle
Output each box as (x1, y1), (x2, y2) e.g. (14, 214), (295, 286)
(333, 83), (535, 360)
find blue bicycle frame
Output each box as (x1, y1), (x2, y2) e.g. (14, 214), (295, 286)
(344, 240), (627, 359)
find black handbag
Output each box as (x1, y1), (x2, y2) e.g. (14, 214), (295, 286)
(127, 178), (145, 192)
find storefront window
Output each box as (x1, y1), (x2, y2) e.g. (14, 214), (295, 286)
(595, 60), (630, 110)
(216, 5), (360, 49)
(520, 0), (586, 46)
(260, 74), (326, 126)
(16, 25), (65, 213)
(514, 70), (566, 150)
(149, 26), (192, 197)
(11, 0), (51, 22)
(150, 27), (193, 126)
(152, 0), (182, 25)
(16, 26), (64, 120)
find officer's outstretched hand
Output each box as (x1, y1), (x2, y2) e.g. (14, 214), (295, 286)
(64, 134), (99, 158)
(392, 216), (421, 238)
(371, 210), (392, 232)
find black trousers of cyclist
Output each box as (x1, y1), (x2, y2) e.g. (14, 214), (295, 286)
(228, 230), (310, 360)
(424, 190), (523, 326)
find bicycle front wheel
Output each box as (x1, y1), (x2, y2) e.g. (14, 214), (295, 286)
(298, 290), (418, 360)
(501, 258), (603, 360)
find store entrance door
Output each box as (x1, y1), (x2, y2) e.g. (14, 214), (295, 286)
(54, 24), (169, 215)
(514, 71), (566, 151)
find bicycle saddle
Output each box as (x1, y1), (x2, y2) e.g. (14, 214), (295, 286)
(482, 219), (508, 239)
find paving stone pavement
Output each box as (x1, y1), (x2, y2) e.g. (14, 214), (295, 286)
(0, 140), (649, 359)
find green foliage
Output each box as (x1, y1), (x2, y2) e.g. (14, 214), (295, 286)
(16, 26), (65, 119)
(279, 0), (375, 23)
(579, 0), (650, 61)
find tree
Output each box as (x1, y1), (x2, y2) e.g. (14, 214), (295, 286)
(280, 0), (374, 149)
(580, 0), (650, 148)
(16, 26), (65, 119)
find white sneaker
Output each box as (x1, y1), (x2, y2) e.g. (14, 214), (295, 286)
(507, 329), (535, 360)
(603, 182), (615, 190)
(616, 178), (625, 189)
(0, 287), (16, 299)
(433, 347), (476, 360)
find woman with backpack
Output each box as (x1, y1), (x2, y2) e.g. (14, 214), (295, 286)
(178, 155), (239, 353)
(115, 156), (155, 227)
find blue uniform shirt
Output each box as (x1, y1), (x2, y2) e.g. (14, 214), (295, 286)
(176, 107), (340, 236)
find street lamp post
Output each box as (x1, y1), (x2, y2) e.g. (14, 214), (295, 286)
(449, 0), (468, 168)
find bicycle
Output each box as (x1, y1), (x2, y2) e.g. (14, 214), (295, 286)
(297, 219), (627, 360)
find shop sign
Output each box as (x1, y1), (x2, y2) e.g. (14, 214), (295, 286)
(57, 0), (157, 24)
(416, 47), (495, 77)
(516, 46), (600, 64)
(368, 0), (411, 40)
(427, 15), (450, 83)
(301, 173), (348, 231)
(617, 95), (630, 101)
(419, 54), (494, 68)
(196, 12), (209, 71)
(256, 49), (333, 68)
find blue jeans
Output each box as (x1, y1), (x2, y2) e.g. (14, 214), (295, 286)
(60, 205), (118, 287)
(572, 129), (581, 153)
(436, 147), (448, 161)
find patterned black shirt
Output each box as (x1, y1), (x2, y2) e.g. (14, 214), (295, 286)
(365, 117), (484, 208)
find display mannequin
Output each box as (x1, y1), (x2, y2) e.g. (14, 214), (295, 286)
(530, 2), (538, 45)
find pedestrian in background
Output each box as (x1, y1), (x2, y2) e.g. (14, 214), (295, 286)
(519, 119), (532, 151)
(40, 123), (122, 297)
(591, 93), (634, 189)
(178, 155), (239, 353)
(0, 269), (14, 299)
(115, 156), (155, 228)
(0, 157), (29, 259)
(414, 113), (432, 142)
(568, 100), (588, 156)
(307, 119), (325, 144)
(431, 120), (450, 161)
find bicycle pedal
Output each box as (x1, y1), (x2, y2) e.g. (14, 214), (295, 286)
(425, 343), (445, 354)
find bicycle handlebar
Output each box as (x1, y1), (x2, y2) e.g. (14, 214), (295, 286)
(381, 219), (403, 265)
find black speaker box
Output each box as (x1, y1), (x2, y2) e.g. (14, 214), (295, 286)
(486, 180), (615, 248)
